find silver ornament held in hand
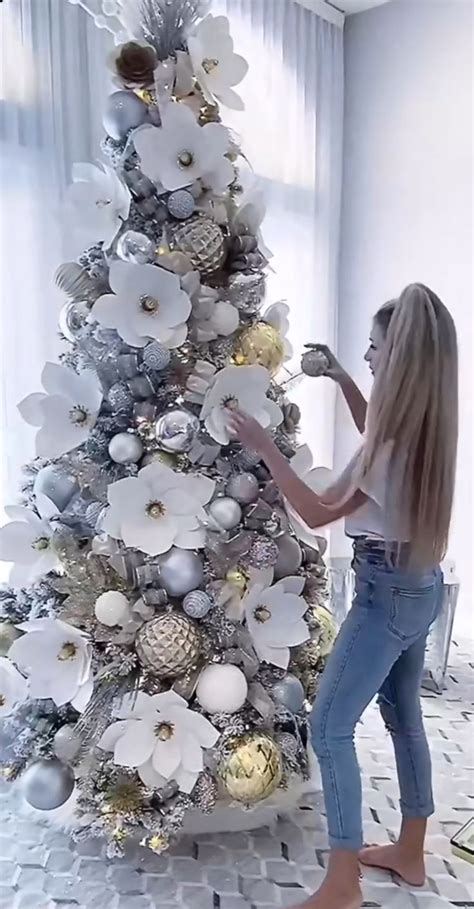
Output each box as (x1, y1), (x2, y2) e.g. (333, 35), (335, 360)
(155, 409), (200, 453)
(108, 432), (144, 464)
(22, 758), (75, 810)
(301, 349), (330, 378)
(116, 230), (155, 264)
(157, 547), (204, 597)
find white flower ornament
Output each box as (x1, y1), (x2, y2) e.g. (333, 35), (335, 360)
(0, 494), (60, 589)
(99, 689), (219, 794)
(64, 162), (131, 250)
(0, 658), (28, 717)
(93, 260), (191, 348)
(8, 618), (93, 712)
(102, 460), (215, 556)
(286, 446), (335, 546)
(263, 302), (293, 361)
(188, 14), (248, 110)
(243, 575), (309, 669)
(200, 364), (282, 445)
(18, 363), (103, 459)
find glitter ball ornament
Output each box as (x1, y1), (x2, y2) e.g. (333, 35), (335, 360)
(22, 758), (75, 810)
(155, 408), (200, 453)
(171, 215), (226, 276)
(58, 300), (89, 342)
(193, 772), (218, 814)
(275, 732), (299, 762)
(196, 664), (248, 714)
(301, 349), (330, 378)
(116, 229), (154, 264)
(226, 473), (259, 505)
(167, 189), (195, 220)
(142, 341), (171, 372)
(108, 383), (133, 412)
(135, 613), (202, 679)
(183, 590), (212, 619)
(233, 322), (285, 376)
(219, 733), (282, 804)
(244, 537), (279, 570)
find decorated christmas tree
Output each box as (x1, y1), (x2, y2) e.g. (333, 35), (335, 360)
(0, 0), (336, 856)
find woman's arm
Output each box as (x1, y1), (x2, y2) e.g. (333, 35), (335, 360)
(227, 411), (367, 529)
(306, 345), (367, 434)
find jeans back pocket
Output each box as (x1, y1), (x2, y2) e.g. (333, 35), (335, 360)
(389, 583), (438, 642)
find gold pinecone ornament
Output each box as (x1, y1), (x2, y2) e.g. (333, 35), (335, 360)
(219, 733), (283, 804)
(135, 613), (202, 679)
(170, 215), (226, 276)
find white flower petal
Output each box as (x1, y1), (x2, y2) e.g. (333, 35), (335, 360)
(114, 720), (155, 768)
(71, 675), (94, 713)
(173, 767), (199, 794)
(152, 737), (181, 778)
(137, 758), (167, 789)
(17, 393), (47, 427)
(98, 720), (130, 752)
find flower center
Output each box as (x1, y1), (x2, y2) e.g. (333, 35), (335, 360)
(254, 605), (272, 624)
(139, 294), (159, 314)
(32, 536), (50, 552)
(222, 395), (239, 411)
(202, 57), (219, 74)
(69, 405), (89, 426)
(177, 150), (194, 169)
(57, 642), (78, 661)
(146, 501), (166, 519)
(155, 722), (174, 741)
(95, 197), (112, 208)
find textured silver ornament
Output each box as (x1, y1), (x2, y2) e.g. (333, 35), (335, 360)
(226, 473), (259, 505)
(171, 215), (226, 276)
(116, 229), (154, 264)
(85, 501), (104, 528)
(103, 90), (148, 140)
(58, 300), (90, 342)
(34, 465), (79, 512)
(244, 537), (279, 570)
(271, 674), (305, 713)
(208, 496), (242, 531)
(142, 341), (171, 371)
(135, 612), (202, 678)
(108, 432), (144, 464)
(158, 547), (204, 597)
(52, 725), (82, 762)
(236, 448), (261, 470)
(55, 262), (96, 300)
(22, 758), (75, 810)
(108, 383), (134, 412)
(274, 534), (303, 580)
(301, 349), (330, 378)
(167, 189), (195, 220)
(275, 731), (299, 762)
(155, 408), (200, 453)
(183, 590), (212, 619)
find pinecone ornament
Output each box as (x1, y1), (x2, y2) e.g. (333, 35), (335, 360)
(170, 215), (226, 276)
(135, 613), (202, 679)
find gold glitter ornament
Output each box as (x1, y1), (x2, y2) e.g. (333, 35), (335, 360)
(309, 604), (337, 657)
(219, 733), (282, 804)
(233, 322), (285, 376)
(170, 215), (226, 276)
(135, 613), (202, 679)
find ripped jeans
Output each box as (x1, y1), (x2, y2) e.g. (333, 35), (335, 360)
(310, 538), (443, 851)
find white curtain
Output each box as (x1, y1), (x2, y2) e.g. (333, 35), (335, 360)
(0, 0), (343, 528)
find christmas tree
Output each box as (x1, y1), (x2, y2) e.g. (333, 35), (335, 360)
(0, 0), (336, 856)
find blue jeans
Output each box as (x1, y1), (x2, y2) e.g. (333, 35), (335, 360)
(310, 539), (443, 851)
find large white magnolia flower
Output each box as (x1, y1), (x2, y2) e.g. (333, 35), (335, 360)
(18, 363), (103, 459)
(8, 618), (93, 712)
(263, 302), (293, 361)
(102, 460), (215, 556)
(182, 272), (239, 342)
(201, 364), (282, 445)
(188, 14), (248, 110)
(0, 495), (60, 589)
(0, 658), (28, 717)
(64, 162), (131, 250)
(286, 446), (334, 546)
(93, 260), (191, 349)
(243, 576), (309, 669)
(133, 103), (234, 193)
(99, 689), (219, 794)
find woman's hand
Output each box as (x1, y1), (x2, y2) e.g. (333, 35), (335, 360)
(227, 409), (273, 456)
(304, 343), (347, 384)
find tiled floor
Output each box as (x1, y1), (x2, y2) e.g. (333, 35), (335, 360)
(1, 639), (473, 908)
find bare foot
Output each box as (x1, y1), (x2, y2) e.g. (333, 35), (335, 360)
(292, 881), (362, 909)
(359, 843), (426, 887)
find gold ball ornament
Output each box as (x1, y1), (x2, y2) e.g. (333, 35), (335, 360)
(135, 613), (202, 679)
(310, 604), (337, 657)
(233, 322), (285, 376)
(219, 733), (283, 804)
(170, 215), (226, 276)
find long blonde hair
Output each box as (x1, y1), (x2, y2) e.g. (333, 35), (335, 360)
(360, 283), (458, 566)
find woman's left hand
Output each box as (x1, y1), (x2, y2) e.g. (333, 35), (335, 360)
(226, 408), (272, 455)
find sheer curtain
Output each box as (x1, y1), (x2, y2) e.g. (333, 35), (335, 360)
(0, 0), (343, 519)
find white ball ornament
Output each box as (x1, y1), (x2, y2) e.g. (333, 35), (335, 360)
(196, 664), (248, 715)
(95, 591), (130, 626)
(108, 432), (144, 464)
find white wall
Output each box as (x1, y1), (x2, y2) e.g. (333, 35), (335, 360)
(334, 0), (473, 634)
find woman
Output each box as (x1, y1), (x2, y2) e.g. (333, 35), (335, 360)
(228, 283), (458, 909)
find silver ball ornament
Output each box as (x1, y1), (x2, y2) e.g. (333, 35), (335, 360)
(116, 230), (154, 264)
(271, 674), (305, 713)
(273, 534), (302, 580)
(301, 349), (330, 378)
(103, 90), (149, 140)
(143, 341), (171, 371)
(33, 465), (79, 513)
(155, 408), (200, 453)
(58, 300), (89, 342)
(22, 758), (75, 810)
(167, 189), (195, 220)
(183, 590), (212, 618)
(108, 432), (144, 464)
(208, 496), (242, 531)
(158, 547), (204, 597)
(52, 726), (82, 762)
(226, 473), (259, 505)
